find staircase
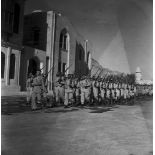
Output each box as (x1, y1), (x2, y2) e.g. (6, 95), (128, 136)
(1, 85), (22, 96)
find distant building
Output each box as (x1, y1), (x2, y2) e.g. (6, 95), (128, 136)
(21, 10), (93, 91)
(135, 67), (153, 85)
(135, 67), (142, 83)
(1, 0), (25, 94)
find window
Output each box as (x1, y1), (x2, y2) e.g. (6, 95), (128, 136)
(33, 27), (40, 45)
(59, 33), (63, 49)
(46, 57), (49, 74)
(9, 54), (15, 79)
(13, 3), (20, 33)
(2, 0), (14, 33)
(63, 63), (66, 74)
(79, 49), (82, 60)
(63, 35), (67, 50)
(1, 52), (5, 78)
(59, 29), (68, 51)
(58, 62), (61, 73)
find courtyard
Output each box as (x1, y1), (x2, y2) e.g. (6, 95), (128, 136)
(1, 96), (153, 155)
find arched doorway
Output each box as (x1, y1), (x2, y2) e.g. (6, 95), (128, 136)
(27, 57), (40, 75)
(58, 28), (70, 75)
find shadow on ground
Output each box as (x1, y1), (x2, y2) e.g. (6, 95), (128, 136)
(44, 108), (79, 113)
(1, 96), (153, 116)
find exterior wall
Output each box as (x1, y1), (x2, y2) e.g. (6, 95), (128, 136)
(23, 11), (47, 51)
(1, 0), (25, 95)
(22, 11), (93, 91)
(1, 43), (22, 95)
(2, 0), (25, 46)
(53, 14), (90, 80)
(136, 72), (142, 82)
(20, 46), (46, 91)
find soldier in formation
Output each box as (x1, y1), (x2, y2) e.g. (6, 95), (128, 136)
(26, 68), (153, 111)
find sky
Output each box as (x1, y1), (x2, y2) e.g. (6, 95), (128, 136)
(24, 0), (153, 80)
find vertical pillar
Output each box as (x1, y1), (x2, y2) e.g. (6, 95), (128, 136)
(5, 47), (11, 85)
(16, 51), (21, 85)
(84, 40), (88, 62)
(40, 62), (44, 73)
(67, 33), (70, 75)
(15, 54), (18, 85)
(49, 12), (56, 91)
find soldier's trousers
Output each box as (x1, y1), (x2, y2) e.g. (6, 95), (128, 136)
(26, 87), (33, 103)
(31, 91), (41, 109)
(64, 90), (73, 106)
(55, 86), (65, 103)
(81, 89), (90, 105)
(75, 89), (80, 105)
(93, 88), (98, 103)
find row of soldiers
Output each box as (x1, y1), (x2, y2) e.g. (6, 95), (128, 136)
(54, 72), (137, 108)
(136, 84), (153, 96)
(26, 69), (153, 110)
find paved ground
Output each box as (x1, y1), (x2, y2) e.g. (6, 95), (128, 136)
(1, 96), (153, 155)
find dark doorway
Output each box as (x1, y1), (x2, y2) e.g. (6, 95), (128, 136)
(1, 52), (5, 78)
(46, 56), (49, 74)
(28, 58), (39, 75)
(9, 54), (15, 79)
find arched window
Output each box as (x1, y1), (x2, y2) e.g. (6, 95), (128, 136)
(1, 52), (5, 78)
(59, 29), (68, 51)
(9, 54), (15, 79)
(32, 27), (40, 45)
(13, 3), (20, 33)
(28, 58), (39, 75)
(78, 44), (85, 61)
(79, 49), (82, 60)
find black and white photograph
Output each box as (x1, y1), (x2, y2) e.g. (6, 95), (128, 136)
(1, 0), (153, 154)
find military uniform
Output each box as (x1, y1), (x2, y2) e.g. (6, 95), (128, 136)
(92, 80), (99, 104)
(55, 73), (65, 105)
(26, 73), (33, 104)
(73, 79), (80, 106)
(31, 70), (44, 110)
(64, 76), (73, 107)
(100, 82), (106, 105)
(80, 77), (87, 105)
(106, 85), (111, 105)
(42, 74), (50, 107)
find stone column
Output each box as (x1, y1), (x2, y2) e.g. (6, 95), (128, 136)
(5, 47), (11, 85)
(40, 62), (44, 73)
(84, 40), (88, 62)
(14, 54), (18, 85)
(15, 51), (21, 86)
(66, 34), (70, 75)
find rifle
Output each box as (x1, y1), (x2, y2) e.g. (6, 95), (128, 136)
(43, 65), (54, 80)
(101, 70), (108, 81)
(40, 65), (46, 71)
(96, 69), (103, 79)
(90, 65), (94, 72)
(92, 67), (100, 77)
(64, 64), (72, 73)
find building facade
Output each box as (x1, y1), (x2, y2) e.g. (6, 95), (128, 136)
(1, 0), (25, 94)
(21, 10), (92, 91)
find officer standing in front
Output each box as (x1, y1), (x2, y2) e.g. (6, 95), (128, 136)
(31, 69), (45, 111)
